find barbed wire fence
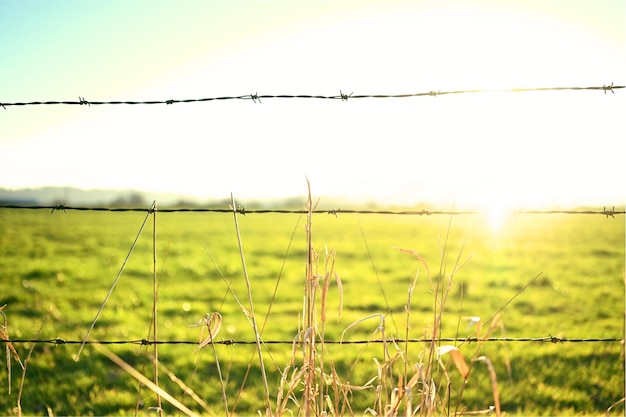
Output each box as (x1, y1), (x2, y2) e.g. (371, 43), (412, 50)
(1, 83), (624, 401)
(1, 337), (623, 347)
(0, 84), (623, 109)
(0, 205), (623, 217)
(0, 202), (623, 348)
(1, 81), (625, 347)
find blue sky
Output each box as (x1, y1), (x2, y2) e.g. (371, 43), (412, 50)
(1, 0), (624, 209)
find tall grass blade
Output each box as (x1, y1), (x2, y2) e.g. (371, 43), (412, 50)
(340, 314), (385, 343)
(155, 359), (216, 416)
(404, 269), (420, 394)
(360, 222), (397, 331)
(230, 193), (272, 416)
(303, 178), (316, 417)
(151, 201), (162, 416)
(605, 397), (625, 416)
(464, 272), (543, 344)
(1, 304), (24, 395)
(202, 246), (259, 416)
(474, 356), (501, 417)
(91, 340), (199, 417)
(16, 314), (48, 417)
(260, 212), (303, 335)
(393, 247), (431, 279)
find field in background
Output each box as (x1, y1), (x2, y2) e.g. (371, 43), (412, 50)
(0, 206), (624, 415)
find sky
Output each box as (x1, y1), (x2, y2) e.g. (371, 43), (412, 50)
(1, 0), (624, 210)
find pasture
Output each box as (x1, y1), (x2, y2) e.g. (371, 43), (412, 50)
(0, 204), (624, 416)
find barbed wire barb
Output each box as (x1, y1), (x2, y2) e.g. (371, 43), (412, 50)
(603, 206), (616, 218)
(249, 92), (261, 103)
(340, 90), (352, 101)
(50, 204), (67, 214)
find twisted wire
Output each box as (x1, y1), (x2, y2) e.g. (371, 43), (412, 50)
(0, 84), (622, 109)
(1, 336), (622, 346)
(0, 204), (623, 217)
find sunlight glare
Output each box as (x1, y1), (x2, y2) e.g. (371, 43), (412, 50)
(485, 204), (511, 233)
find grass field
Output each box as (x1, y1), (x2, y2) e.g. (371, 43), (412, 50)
(0, 203), (624, 416)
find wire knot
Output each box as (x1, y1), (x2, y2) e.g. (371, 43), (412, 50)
(339, 90), (352, 101)
(51, 204), (67, 214)
(602, 82), (614, 94)
(327, 208), (340, 217)
(0, 102), (5, 110)
(603, 206), (615, 218)
(78, 96), (90, 106)
(55, 337), (66, 345)
(250, 92), (261, 103)
(140, 338), (151, 346)
(548, 334), (563, 343)
(429, 90), (441, 97)
(236, 205), (246, 216)
(165, 99), (174, 105)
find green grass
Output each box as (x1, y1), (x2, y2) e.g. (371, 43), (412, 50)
(0, 206), (624, 415)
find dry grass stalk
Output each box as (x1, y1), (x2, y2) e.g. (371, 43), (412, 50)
(395, 247), (439, 416)
(299, 180), (364, 416)
(271, 202), (517, 415)
(91, 339), (199, 417)
(319, 246), (343, 413)
(390, 213), (481, 417)
(303, 179), (317, 416)
(450, 270), (542, 417)
(230, 193), (272, 416)
(148, 358), (216, 416)
(473, 356), (501, 417)
(191, 312), (229, 414)
(15, 314), (47, 417)
(450, 316), (506, 417)
(402, 268), (421, 416)
(605, 397), (625, 416)
(150, 201), (162, 416)
(276, 365), (307, 415)
(203, 246), (266, 416)
(1, 304), (24, 396)
(192, 312), (223, 350)
(437, 346), (469, 379)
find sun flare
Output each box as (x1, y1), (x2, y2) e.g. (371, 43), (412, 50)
(484, 204), (511, 233)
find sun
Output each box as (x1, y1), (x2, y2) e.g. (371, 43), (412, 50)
(484, 204), (511, 233)
(465, 184), (519, 234)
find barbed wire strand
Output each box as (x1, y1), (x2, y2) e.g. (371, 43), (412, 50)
(1, 336), (623, 346)
(0, 84), (622, 109)
(0, 204), (623, 217)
